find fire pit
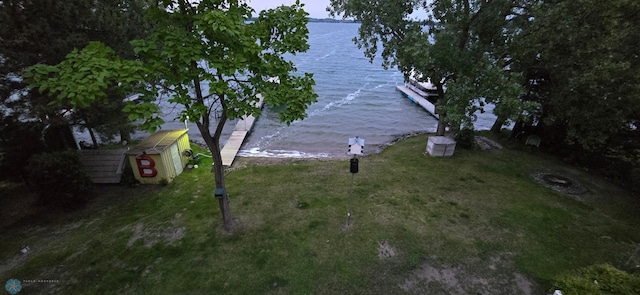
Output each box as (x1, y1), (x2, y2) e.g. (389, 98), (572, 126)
(533, 173), (587, 195)
(542, 174), (573, 187)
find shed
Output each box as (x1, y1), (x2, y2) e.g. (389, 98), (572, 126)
(126, 130), (191, 184)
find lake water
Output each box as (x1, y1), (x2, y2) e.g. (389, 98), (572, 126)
(239, 22), (440, 158)
(98, 23), (499, 158)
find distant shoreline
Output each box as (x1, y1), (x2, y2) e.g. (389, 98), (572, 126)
(247, 17), (359, 24)
(307, 18), (359, 24)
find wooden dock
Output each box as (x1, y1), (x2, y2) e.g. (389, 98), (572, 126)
(220, 95), (264, 166)
(396, 85), (440, 119)
(221, 131), (249, 166)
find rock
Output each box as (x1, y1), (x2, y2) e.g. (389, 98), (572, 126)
(476, 136), (503, 150)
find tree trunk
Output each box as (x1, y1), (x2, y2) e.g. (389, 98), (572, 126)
(194, 73), (234, 232)
(189, 58), (234, 232)
(436, 114), (447, 135)
(197, 118), (234, 232)
(82, 115), (99, 147)
(88, 127), (98, 147)
(210, 131), (233, 232)
(490, 116), (506, 133)
(510, 119), (525, 139)
(435, 83), (447, 136)
(119, 128), (131, 144)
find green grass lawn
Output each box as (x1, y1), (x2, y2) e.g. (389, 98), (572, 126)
(1, 134), (639, 294)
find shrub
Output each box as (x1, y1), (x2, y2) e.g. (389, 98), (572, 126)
(554, 264), (640, 295)
(26, 150), (93, 209)
(0, 117), (47, 181)
(631, 168), (640, 191)
(455, 127), (477, 149)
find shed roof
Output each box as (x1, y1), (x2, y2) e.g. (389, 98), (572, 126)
(126, 129), (188, 156)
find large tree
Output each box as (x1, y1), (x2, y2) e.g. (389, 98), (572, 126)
(28, 0), (318, 232)
(25, 41), (153, 142)
(329, 0), (535, 135)
(134, 0), (317, 231)
(509, 0), (640, 186)
(0, 0), (152, 147)
(513, 0), (640, 152)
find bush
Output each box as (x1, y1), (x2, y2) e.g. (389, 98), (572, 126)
(26, 151), (93, 209)
(455, 127), (477, 149)
(554, 264), (640, 295)
(631, 168), (640, 191)
(0, 117), (47, 181)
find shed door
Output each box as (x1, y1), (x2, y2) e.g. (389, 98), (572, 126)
(170, 144), (183, 175)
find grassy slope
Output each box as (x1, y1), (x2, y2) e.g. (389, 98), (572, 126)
(1, 135), (639, 294)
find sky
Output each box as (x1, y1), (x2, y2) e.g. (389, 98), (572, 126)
(247, 0), (333, 19)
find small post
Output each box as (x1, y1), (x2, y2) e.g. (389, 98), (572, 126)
(347, 155), (358, 226)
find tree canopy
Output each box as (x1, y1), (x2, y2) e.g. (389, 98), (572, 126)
(329, 0), (535, 135)
(1, 0), (153, 148)
(132, 0), (318, 231)
(513, 0), (640, 152)
(1, 0), (153, 179)
(510, 0), (640, 186)
(24, 41), (157, 145)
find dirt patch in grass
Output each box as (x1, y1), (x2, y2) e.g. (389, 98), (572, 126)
(378, 240), (398, 259)
(127, 213), (186, 248)
(399, 254), (538, 295)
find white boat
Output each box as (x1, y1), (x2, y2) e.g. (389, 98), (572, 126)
(396, 74), (441, 119)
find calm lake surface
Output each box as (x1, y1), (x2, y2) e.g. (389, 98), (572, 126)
(135, 22), (499, 158)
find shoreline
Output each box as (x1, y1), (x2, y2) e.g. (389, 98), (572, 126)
(226, 131), (434, 168)
(184, 131), (434, 169)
